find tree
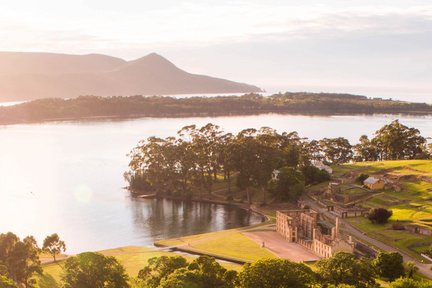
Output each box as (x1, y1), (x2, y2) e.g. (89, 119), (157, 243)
(268, 166), (305, 202)
(316, 252), (376, 288)
(368, 208), (392, 224)
(137, 255), (237, 288)
(353, 135), (379, 162)
(301, 165), (331, 185)
(319, 137), (353, 164)
(42, 233), (66, 262)
(373, 252), (405, 281)
(137, 256), (188, 288)
(372, 120), (428, 160)
(238, 258), (316, 288)
(61, 252), (129, 288)
(187, 256), (237, 288)
(404, 261), (418, 279)
(158, 268), (204, 288)
(0, 232), (41, 287)
(389, 278), (432, 288)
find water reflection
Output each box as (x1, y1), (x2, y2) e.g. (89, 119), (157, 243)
(130, 199), (263, 242)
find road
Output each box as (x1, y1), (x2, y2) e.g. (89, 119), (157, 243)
(303, 196), (432, 279)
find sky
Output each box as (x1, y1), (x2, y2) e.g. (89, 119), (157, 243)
(1, 0), (431, 102)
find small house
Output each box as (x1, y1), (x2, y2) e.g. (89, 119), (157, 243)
(363, 177), (385, 190)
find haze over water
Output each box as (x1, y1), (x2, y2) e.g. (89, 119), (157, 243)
(0, 113), (430, 252)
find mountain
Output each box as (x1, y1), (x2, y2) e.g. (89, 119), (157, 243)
(0, 52), (262, 101)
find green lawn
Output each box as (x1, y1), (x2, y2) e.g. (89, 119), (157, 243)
(347, 217), (432, 261)
(333, 160), (432, 176)
(155, 227), (276, 263)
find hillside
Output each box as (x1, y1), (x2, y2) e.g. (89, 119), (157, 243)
(0, 52), (261, 101)
(331, 160), (432, 259)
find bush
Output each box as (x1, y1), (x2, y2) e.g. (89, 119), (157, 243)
(368, 208), (392, 224)
(372, 252), (405, 281)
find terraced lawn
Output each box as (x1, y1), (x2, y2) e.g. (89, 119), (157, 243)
(334, 160), (432, 260)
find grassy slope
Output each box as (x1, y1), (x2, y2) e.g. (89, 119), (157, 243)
(333, 160), (432, 259)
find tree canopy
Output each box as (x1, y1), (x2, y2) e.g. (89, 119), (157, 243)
(316, 252), (376, 288)
(0, 232), (41, 287)
(42, 233), (66, 262)
(61, 252), (129, 288)
(372, 252), (405, 281)
(136, 255), (237, 288)
(126, 121), (430, 202)
(238, 258), (316, 288)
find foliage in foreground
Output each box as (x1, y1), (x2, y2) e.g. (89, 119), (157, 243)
(238, 258), (315, 288)
(61, 252), (129, 288)
(0, 232), (41, 287)
(134, 255), (237, 288)
(130, 252), (430, 288)
(389, 278), (432, 288)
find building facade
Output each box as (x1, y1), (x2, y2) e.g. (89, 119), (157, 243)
(276, 209), (353, 258)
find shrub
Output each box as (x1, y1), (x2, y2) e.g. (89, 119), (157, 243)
(356, 173), (369, 184)
(368, 208), (392, 224)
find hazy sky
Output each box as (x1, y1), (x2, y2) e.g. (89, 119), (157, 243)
(1, 0), (431, 101)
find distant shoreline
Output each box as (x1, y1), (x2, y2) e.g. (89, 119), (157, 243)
(0, 93), (431, 125)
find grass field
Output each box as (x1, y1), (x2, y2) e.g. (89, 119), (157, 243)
(155, 227), (277, 262)
(334, 160), (432, 259)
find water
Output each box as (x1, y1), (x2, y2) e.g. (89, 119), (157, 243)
(0, 113), (431, 253)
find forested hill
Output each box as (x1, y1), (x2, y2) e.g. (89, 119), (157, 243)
(0, 92), (431, 124)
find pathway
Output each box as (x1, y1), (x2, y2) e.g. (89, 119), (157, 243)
(244, 231), (319, 262)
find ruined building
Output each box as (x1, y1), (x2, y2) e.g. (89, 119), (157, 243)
(276, 209), (353, 258)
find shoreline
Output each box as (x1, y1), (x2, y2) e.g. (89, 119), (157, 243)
(1, 110), (432, 126)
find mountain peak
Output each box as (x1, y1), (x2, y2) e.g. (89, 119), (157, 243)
(0, 51), (262, 101)
(131, 53), (173, 65)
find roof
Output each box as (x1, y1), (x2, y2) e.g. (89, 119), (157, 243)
(364, 177), (383, 185)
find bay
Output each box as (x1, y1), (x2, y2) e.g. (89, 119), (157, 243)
(0, 113), (430, 253)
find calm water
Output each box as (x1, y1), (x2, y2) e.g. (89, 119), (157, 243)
(0, 113), (431, 253)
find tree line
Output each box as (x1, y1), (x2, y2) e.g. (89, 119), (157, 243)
(0, 93), (431, 124)
(2, 233), (430, 288)
(126, 120), (430, 201)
